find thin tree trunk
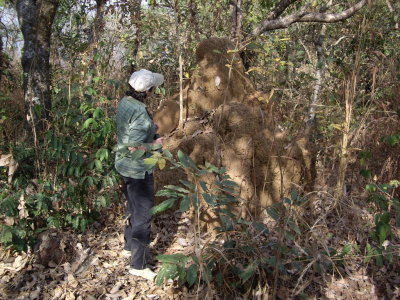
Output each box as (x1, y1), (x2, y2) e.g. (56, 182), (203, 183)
(16, 0), (59, 131)
(230, 0), (242, 41)
(0, 26), (3, 80)
(129, 0), (141, 72)
(86, 0), (107, 84)
(335, 74), (357, 201)
(89, 0), (107, 45)
(188, 0), (199, 42)
(174, 0), (184, 129)
(179, 54), (184, 129)
(307, 24), (327, 128)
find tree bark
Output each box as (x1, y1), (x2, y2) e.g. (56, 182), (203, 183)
(16, 0), (59, 128)
(129, 0), (141, 72)
(88, 0), (107, 45)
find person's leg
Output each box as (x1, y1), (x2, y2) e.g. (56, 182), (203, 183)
(122, 179), (133, 252)
(123, 173), (154, 270)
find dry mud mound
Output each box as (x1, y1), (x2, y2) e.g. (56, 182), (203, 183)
(154, 38), (315, 218)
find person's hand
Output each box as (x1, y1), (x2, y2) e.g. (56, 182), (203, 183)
(128, 146), (146, 152)
(153, 137), (164, 145)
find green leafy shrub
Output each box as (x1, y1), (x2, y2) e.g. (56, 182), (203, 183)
(365, 180), (400, 266)
(0, 84), (120, 251)
(143, 150), (353, 295)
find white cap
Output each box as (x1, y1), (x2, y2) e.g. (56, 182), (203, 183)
(128, 69), (164, 92)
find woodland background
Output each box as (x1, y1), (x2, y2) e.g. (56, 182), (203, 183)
(0, 0), (399, 299)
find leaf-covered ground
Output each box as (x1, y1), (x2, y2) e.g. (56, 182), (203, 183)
(0, 201), (399, 299)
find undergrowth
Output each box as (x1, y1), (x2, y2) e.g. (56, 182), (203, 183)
(139, 149), (400, 298)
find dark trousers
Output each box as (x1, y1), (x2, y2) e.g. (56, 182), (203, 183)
(122, 173), (154, 269)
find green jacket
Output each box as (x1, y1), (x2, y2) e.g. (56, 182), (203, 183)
(114, 96), (157, 179)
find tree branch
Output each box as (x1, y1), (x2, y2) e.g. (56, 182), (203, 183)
(263, 0), (299, 21)
(253, 0), (367, 35)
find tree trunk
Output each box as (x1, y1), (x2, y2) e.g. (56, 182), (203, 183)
(89, 0), (107, 45)
(16, 0), (59, 130)
(86, 0), (107, 84)
(188, 0), (199, 42)
(230, 0), (242, 41)
(0, 27), (3, 80)
(129, 0), (141, 72)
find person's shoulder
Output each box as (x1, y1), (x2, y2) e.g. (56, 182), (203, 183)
(123, 96), (146, 107)
(119, 97), (146, 116)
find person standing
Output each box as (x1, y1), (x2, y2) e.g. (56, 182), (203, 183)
(115, 69), (164, 280)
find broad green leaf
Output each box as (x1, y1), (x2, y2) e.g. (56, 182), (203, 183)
(340, 244), (353, 257)
(378, 223), (390, 245)
(179, 195), (190, 212)
(86, 87), (97, 95)
(199, 181), (209, 192)
(155, 264), (178, 286)
(150, 143), (162, 151)
(365, 184), (377, 192)
(290, 189), (298, 202)
(221, 180), (238, 187)
(0, 230), (12, 243)
(375, 254), (384, 266)
(150, 198), (176, 215)
(177, 150), (190, 168)
(220, 215), (234, 231)
(156, 253), (188, 263)
(96, 148), (109, 161)
(267, 206), (279, 221)
(94, 159), (102, 170)
(158, 158), (166, 170)
(223, 240), (236, 249)
(155, 189), (179, 198)
(83, 118), (96, 129)
(96, 196), (107, 208)
(162, 149), (173, 158)
(144, 157), (158, 167)
(205, 161), (219, 172)
(191, 194), (199, 208)
(246, 42), (259, 50)
(360, 169), (372, 179)
(93, 107), (103, 119)
(287, 218), (301, 234)
(252, 222), (269, 235)
(131, 149), (146, 160)
(186, 264), (198, 287)
(164, 185), (190, 193)
(179, 180), (196, 190)
(202, 193), (215, 206)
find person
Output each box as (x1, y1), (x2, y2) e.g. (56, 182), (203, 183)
(115, 69), (164, 280)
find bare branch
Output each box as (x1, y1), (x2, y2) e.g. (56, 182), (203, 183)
(263, 0), (299, 21)
(253, 0), (368, 35)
